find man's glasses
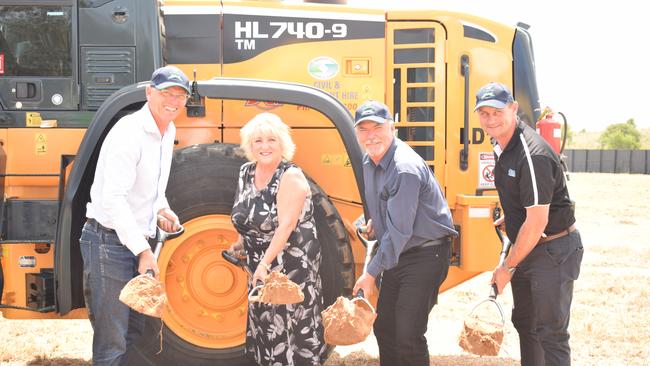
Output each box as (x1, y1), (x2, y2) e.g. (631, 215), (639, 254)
(158, 89), (190, 102)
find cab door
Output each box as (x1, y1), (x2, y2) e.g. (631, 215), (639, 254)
(0, 1), (78, 111)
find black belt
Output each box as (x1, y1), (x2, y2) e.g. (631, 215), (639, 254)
(86, 218), (116, 233)
(407, 236), (451, 253)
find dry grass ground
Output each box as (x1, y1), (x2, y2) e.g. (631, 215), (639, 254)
(2, 173), (649, 365)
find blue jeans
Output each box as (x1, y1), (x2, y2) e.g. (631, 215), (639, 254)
(80, 220), (145, 366)
(511, 230), (584, 366)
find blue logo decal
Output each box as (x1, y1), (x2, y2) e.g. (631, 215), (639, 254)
(308, 57), (339, 80)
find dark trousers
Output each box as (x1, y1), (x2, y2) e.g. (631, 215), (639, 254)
(374, 241), (451, 366)
(511, 230), (584, 366)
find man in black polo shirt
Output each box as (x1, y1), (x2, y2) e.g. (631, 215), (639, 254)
(474, 82), (584, 366)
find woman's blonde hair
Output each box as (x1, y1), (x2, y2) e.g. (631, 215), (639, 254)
(240, 112), (296, 162)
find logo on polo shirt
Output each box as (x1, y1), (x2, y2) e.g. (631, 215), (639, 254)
(508, 168), (516, 177)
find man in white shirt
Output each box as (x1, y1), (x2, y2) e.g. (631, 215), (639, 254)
(79, 65), (190, 365)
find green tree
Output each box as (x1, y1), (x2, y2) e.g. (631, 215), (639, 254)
(598, 118), (641, 149)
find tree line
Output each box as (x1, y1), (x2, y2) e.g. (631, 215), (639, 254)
(565, 118), (647, 150)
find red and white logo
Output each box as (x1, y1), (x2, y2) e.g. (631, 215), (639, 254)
(244, 100), (282, 110)
(0, 53), (5, 75)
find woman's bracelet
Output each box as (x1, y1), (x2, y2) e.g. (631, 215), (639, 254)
(259, 261), (272, 271)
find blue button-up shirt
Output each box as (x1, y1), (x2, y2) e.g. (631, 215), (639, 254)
(363, 138), (457, 277)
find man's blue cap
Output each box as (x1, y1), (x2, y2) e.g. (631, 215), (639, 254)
(151, 65), (191, 94)
(354, 100), (393, 127)
(474, 82), (514, 111)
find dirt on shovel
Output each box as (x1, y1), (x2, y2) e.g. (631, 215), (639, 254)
(458, 313), (504, 356)
(322, 294), (376, 346)
(119, 224), (184, 318)
(249, 270), (304, 305)
(119, 274), (166, 318)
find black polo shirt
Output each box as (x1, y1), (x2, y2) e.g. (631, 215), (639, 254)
(493, 121), (575, 242)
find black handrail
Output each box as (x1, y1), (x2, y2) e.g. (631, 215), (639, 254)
(460, 55), (470, 171)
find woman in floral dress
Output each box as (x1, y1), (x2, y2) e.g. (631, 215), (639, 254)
(230, 112), (326, 365)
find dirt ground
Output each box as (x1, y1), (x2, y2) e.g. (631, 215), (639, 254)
(1, 172), (649, 366)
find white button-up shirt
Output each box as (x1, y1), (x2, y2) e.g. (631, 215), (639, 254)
(86, 103), (176, 255)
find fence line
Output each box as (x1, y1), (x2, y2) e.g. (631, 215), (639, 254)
(564, 149), (650, 174)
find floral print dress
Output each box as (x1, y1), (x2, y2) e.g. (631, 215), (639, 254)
(231, 160), (326, 366)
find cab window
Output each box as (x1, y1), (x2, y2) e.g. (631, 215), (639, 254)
(0, 6), (72, 77)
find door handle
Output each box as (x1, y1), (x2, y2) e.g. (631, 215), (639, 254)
(16, 82), (38, 99)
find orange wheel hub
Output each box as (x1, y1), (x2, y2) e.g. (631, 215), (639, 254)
(158, 215), (248, 348)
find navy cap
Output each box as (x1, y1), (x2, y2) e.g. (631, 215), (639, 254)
(474, 82), (514, 111)
(354, 100), (393, 127)
(151, 65), (191, 94)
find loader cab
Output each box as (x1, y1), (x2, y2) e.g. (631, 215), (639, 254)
(0, 0), (164, 117)
(0, 2), (78, 111)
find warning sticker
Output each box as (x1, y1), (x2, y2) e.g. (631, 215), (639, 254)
(35, 133), (47, 155)
(19, 256), (36, 268)
(0, 53), (4, 75)
(478, 152), (495, 189)
(322, 154), (350, 166)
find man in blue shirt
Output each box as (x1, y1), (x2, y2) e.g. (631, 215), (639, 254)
(352, 101), (457, 366)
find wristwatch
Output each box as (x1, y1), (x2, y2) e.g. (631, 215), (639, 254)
(504, 264), (516, 275)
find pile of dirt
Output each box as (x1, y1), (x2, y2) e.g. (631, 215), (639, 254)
(119, 274), (166, 317)
(322, 296), (376, 345)
(250, 271), (304, 305)
(458, 314), (504, 356)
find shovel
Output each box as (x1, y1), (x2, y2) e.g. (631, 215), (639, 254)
(458, 225), (511, 356)
(320, 226), (377, 345)
(222, 249), (303, 304)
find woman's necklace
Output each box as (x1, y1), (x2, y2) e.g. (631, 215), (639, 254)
(254, 167), (274, 190)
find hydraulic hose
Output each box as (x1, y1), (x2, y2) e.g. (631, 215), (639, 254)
(558, 111), (568, 154)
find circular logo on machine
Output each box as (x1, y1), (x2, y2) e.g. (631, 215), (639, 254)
(308, 57), (339, 80)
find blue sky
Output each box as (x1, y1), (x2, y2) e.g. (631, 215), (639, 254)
(346, 0), (649, 132)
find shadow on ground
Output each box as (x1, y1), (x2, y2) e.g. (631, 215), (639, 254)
(25, 356), (91, 366)
(325, 351), (519, 366)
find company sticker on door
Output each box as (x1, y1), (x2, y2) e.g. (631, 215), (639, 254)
(308, 56), (339, 80)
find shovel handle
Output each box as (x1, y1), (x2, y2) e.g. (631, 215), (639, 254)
(222, 250), (243, 266)
(489, 220), (512, 300)
(156, 225), (185, 243)
(144, 225), (185, 277)
(144, 240), (165, 277)
(351, 289), (376, 314)
(221, 250), (253, 278)
(356, 228), (377, 274)
(489, 283), (498, 299)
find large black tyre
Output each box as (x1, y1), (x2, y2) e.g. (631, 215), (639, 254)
(127, 143), (353, 365)
(0, 256), (4, 304)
